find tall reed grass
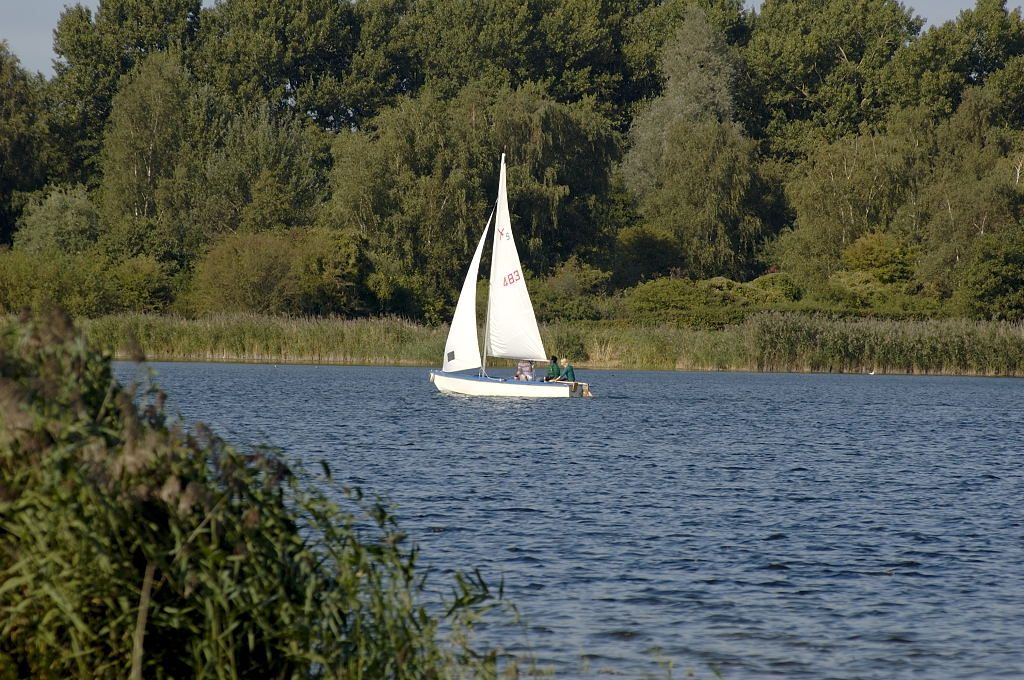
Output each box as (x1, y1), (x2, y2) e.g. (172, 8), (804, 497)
(83, 313), (447, 365)
(0, 312), (505, 678)
(79, 312), (1024, 376)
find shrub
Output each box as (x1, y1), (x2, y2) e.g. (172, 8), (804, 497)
(841, 232), (913, 283)
(285, 227), (370, 316)
(0, 313), (500, 678)
(746, 272), (803, 303)
(188, 228), (370, 317)
(109, 255), (172, 313)
(0, 250), (169, 317)
(610, 225), (681, 287)
(531, 257), (611, 322)
(188, 231), (293, 314)
(618, 276), (752, 327)
(13, 183), (100, 255)
(549, 328), (589, 361)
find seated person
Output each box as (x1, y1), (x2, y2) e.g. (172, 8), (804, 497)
(544, 355), (560, 381)
(514, 359), (534, 380)
(553, 357), (575, 382)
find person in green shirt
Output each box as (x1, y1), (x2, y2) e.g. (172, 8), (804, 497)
(554, 357), (575, 382)
(544, 355), (561, 381)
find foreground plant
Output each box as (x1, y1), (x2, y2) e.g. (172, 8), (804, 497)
(0, 312), (501, 678)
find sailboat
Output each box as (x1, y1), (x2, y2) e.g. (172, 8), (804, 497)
(429, 154), (591, 398)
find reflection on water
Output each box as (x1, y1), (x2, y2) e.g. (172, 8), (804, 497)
(115, 362), (1024, 678)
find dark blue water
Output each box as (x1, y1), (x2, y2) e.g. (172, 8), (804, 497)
(114, 363), (1024, 678)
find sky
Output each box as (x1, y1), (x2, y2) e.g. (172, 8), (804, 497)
(1, 0), (1024, 77)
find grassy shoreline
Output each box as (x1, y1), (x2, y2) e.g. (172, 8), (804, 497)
(75, 312), (1024, 377)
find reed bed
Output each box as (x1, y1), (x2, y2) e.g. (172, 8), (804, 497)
(79, 312), (1024, 376)
(83, 313), (447, 365)
(746, 313), (1024, 375)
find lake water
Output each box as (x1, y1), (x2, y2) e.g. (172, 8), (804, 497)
(113, 362), (1024, 678)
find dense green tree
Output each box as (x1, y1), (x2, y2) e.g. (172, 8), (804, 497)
(4, 0), (1024, 322)
(621, 8), (765, 281)
(401, 0), (542, 98)
(536, 0), (632, 114)
(335, 0), (418, 125)
(193, 0), (357, 127)
(744, 0), (921, 157)
(912, 104), (1024, 296)
(48, 0), (200, 182)
(776, 71), (1024, 298)
(883, 0), (1024, 122)
(776, 130), (926, 280)
(0, 43), (49, 244)
(958, 228), (1024, 320)
(339, 0), (648, 128)
(159, 104), (328, 254)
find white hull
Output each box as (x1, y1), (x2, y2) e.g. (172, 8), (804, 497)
(429, 371), (589, 398)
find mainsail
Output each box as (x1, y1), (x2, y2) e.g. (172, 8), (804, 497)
(484, 154), (548, 362)
(441, 212), (492, 372)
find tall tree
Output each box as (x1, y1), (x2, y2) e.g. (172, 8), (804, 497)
(774, 126), (931, 281)
(340, 0), (646, 128)
(623, 0), (750, 115)
(48, 0), (200, 183)
(744, 0), (921, 158)
(913, 91), (1024, 296)
(335, 0), (418, 126)
(97, 51), (190, 259)
(193, 0), (358, 128)
(160, 103), (327, 244)
(883, 0), (1024, 122)
(621, 7), (766, 281)
(0, 42), (48, 244)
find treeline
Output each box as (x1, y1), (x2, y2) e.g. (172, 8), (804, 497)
(2, 0), (1024, 324)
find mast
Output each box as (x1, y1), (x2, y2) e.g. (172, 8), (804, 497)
(480, 206), (496, 377)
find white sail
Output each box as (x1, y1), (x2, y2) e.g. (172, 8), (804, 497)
(485, 154), (548, 362)
(442, 215), (491, 372)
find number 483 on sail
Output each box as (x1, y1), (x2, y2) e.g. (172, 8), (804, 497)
(503, 270), (521, 286)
